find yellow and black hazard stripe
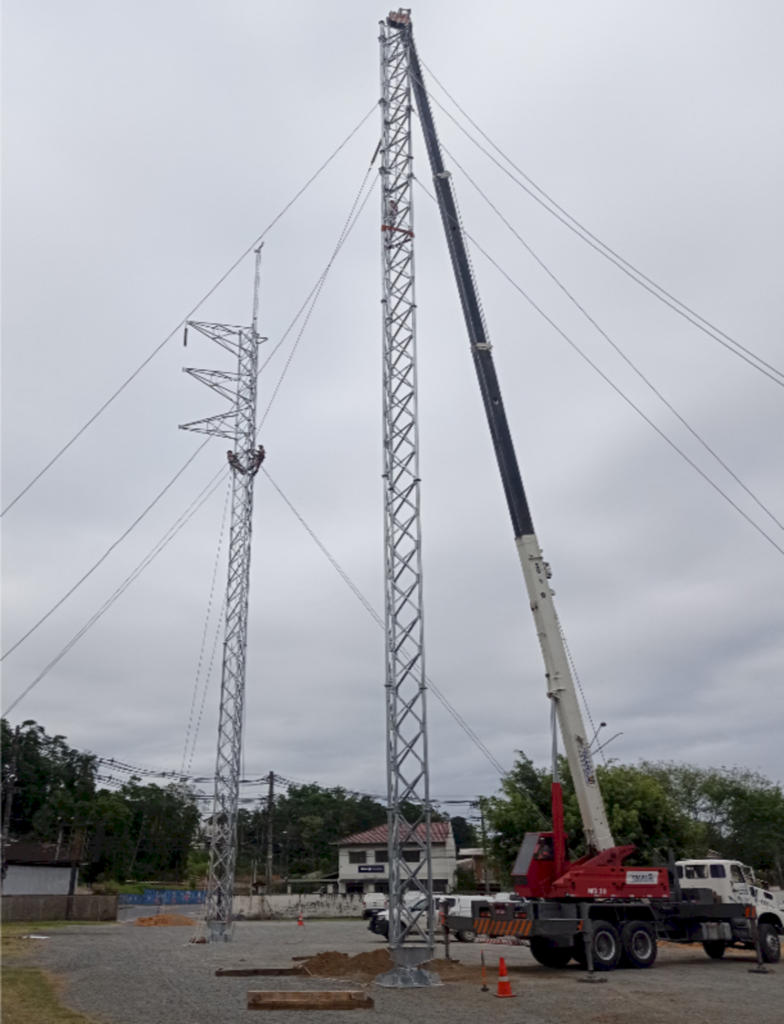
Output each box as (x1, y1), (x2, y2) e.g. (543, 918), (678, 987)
(473, 917), (534, 937)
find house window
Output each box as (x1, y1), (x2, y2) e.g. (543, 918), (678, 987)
(402, 850), (420, 863)
(375, 850), (389, 863)
(349, 851), (366, 864)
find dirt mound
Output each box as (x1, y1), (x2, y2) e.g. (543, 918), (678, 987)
(303, 950), (393, 977)
(301, 950), (479, 983)
(134, 913), (194, 927)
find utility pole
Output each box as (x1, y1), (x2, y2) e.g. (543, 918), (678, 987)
(265, 771), (274, 895)
(180, 247), (266, 942)
(376, 11), (436, 988)
(479, 799), (489, 895)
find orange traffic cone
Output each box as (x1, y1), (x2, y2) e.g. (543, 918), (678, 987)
(297, 912), (304, 927)
(494, 957), (515, 998)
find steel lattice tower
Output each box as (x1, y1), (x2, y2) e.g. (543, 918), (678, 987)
(377, 13), (436, 986)
(180, 248), (266, 942)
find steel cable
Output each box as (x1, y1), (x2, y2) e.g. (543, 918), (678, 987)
(416, 177), (784, 558)
(0, 104), (377, 518)
(415, 62), (784, 387)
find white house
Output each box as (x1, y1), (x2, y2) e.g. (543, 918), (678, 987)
(337, 822), (456, 895)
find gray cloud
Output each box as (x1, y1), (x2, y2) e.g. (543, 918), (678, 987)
(3, 1), (782, 813)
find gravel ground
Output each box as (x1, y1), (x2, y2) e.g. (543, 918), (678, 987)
(26, 917), (781, 1024)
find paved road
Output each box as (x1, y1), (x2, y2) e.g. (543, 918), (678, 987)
(30, 918), (781, 1024)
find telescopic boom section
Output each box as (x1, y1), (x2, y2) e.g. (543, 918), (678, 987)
(389, 9), (614, 853)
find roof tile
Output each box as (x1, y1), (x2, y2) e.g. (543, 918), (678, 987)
(338, 822), (451, 845)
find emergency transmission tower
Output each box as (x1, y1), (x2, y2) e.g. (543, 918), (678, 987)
(180, 247), (266, 942)
(377, 12), (436, 986)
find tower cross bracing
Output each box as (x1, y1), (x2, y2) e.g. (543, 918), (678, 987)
(180, 248), (266, 942)
(378, 13), (436, 982)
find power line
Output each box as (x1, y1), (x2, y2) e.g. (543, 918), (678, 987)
(415, 178), (784, 558)
(261, 467), (508, 780)
(0, 104), (378, 520)
(1, 440), (212, 662)
(415, 61), (784, 389)
(438, 140), (784, 536)
(1, 161), (377, 672)
(2, 467), (229, 717)
(180, 481), (232, 776)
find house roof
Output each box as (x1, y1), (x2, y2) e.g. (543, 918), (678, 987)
(338, 822), (451, 846)
(3, 841), (79, 866)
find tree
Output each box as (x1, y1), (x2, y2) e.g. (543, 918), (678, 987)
(2, 718), (97, 840)
(484, 750), (704, 877)
(2, 718), (201, 883)
(640, 761), (784, 886)
(448, 815), (477, 851)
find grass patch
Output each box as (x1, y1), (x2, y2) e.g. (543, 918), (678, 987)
(2, 921), (109, 953)
(1, 967), (98, 1024)
(2, 922), (104, 1024)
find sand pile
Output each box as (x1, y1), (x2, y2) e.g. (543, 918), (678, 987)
(301, 950), (479, 982)
(134, 913), (194, 927)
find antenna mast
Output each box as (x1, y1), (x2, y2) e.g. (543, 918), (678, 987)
(180, 247), (266, 941)
(377, 11), (437, 987)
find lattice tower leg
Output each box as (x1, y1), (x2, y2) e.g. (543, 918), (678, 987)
(376, 17), (437, 988)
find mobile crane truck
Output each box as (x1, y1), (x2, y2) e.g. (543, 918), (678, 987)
(386, 9), (783, 969)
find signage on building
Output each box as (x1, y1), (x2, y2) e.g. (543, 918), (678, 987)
(358, 865), (385, 873)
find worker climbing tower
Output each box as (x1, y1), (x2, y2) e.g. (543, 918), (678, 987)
(377, 11), (437, 987)
(180, 247), (266, 941)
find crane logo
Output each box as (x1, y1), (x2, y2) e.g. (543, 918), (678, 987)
(577, 741), (596, 787)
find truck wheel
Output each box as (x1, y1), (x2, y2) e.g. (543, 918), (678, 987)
(758, 923), (781, 964)
(530, 937), (573, 968)
(455, 930), (476, 943)
(702, 941), (726, 959)
(591, 922), (622, 971)
(620, 921), (657, 969)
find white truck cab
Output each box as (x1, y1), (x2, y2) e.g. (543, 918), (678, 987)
(676, 858), (783, 962)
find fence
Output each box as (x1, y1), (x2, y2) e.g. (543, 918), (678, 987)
(2, 894), (118, 922)
(118, 889), (205, 906)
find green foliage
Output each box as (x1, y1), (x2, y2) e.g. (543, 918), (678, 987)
(640, 761), (784, 886)
(449, 815), (478, 851)
(238, 783), (389, 878)
(2, 718), (201, 884)
(483, 750), (783, 883)
(233, 783), (449, 880)
(483, 751), (552, 869)
(85, 778), (201, 883)
(2, 719), (97, 838)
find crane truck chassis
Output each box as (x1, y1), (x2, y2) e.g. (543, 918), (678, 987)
(445, 856), (783, 969)
(444, 892), (780, 971)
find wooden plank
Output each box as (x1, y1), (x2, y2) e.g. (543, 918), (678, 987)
(247, 991), (374, 1011)
(216, 966), (304, 977)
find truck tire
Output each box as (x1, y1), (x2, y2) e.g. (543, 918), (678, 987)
(620, 921), (657, 969)
(702, 941), (726, 959)
(455, 930), (476, 943)
(758, 923), (781, 964)
(529, 937), (573, 968)
(591, 922), (622, 971)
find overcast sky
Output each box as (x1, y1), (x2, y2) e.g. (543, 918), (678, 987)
(3, 1), (783, 817)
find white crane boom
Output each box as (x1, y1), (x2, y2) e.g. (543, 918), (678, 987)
(393, 8), (615, 852)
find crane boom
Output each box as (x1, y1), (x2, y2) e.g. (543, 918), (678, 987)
(393, 10), (614, 853)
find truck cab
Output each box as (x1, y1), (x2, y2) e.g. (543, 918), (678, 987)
(676, 858), (783, 962)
